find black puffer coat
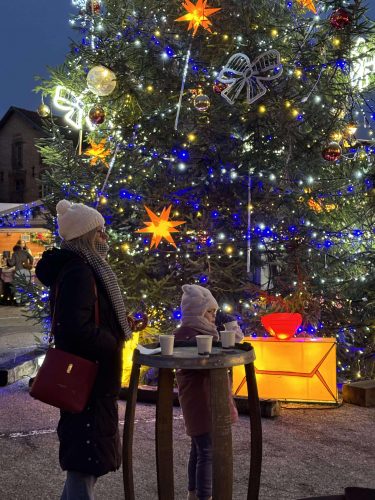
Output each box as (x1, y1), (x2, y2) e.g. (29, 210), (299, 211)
(36, 248), (125, 477)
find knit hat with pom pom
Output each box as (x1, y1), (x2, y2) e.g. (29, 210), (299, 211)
(180, 284), (218, 317)
(56, 200), (105, 241)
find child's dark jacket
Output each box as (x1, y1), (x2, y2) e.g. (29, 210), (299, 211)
(174, 325), (238, 437)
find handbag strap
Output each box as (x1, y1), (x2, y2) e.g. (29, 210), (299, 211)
(49, 279), (99, 344)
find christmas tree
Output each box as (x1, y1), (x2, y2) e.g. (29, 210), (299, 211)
(30, 0), (374, 381)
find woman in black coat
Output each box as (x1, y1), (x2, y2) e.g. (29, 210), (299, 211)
(36, 199), (133, 500)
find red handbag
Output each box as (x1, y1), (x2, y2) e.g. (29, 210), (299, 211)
(30, 282), (99, 413)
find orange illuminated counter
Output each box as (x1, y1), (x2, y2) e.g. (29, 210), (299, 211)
(232, 337), (338, 403)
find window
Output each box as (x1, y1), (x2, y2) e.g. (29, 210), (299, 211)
(12, 141), (24, 169)
(39, 181), (52, 198)
(0, 171), (3, 183)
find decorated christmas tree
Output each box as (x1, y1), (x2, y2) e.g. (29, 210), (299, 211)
(30, 0), (374, 381)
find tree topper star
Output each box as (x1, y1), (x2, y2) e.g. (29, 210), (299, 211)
(84, 139), (111, 166)
(136, 205), (186, 249)
(175, 0), (221, 36)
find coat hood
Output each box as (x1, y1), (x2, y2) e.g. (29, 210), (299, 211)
(35, 248), (79, 287)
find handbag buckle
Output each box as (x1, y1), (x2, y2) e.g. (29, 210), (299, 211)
(66, 363), (73, 374)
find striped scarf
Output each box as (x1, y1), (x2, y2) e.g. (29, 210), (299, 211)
(61, 240), (132, 340)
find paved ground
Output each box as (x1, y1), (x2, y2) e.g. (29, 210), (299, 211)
(0, 306), (374, 499)
(0, 306), (42, 365)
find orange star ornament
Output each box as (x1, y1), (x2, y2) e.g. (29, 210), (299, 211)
(136, 205), (186, 249)
(175, 0), (221, 36)
(84, 139), (111, 166)
(296, 0), (317, 14)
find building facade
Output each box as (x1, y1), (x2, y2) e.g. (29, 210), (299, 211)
(0, 107), (49, 203)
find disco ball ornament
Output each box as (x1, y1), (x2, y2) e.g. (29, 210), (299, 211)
(37, 103), (51, 118)
(194, 94), (210, 112)
(329, 8), (351, 29)
(212, 81), (228, 94)
(89, 106), (105, 125)
(87, 65), (117, 97)
(322, 142), (342, 162)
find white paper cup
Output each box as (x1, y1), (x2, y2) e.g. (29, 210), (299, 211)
(196, 335), (213, 355)
(159, 335), (174, 355)
(220, 330), (236, 349)
(223, 321), (238, 330)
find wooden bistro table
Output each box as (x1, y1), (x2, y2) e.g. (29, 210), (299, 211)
(122, 341), (262, 500)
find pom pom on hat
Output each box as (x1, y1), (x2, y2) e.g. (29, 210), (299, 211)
(56, 199), (105, 241)
(181, 284), (218, 317)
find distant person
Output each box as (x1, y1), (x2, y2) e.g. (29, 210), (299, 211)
(16, 239), (31, 254)
(0, 265), (16, 305)
(35, 200), (133, 500)
(8, 244), (33, 272)
(173, 284), (238, 500)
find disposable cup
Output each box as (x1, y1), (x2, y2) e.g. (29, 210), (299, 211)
(196, 335), (213, 355)
(220, 330), (236, 349)
(223, 320), (238, 331)
(159, 335), (174, 355)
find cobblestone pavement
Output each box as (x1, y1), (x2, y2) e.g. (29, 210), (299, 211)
(0, 306), (374, 499)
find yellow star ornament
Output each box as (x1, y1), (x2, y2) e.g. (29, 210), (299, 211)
(175, 0), (221, 36)
(296, 0), (317, 14)
(136, 205), (186, 249)
(84, 139), (111, 166)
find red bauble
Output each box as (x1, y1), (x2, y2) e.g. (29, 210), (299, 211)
(89, 0), (101, 14)
(212, 81), (228, 94)
(329, 8), (351, 29)
(322, 142), (342, 162)
(89, 106), (105, 125)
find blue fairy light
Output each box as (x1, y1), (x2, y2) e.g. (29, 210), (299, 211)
(119, 189), (134, 199)
(175, 149), (190, 161)
(165, 46), (174, 57)
(352, 229), (363, 237)
(173, 309), (182, 320)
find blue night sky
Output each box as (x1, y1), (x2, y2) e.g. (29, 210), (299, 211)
(0, 0), (74, 118)
(0, 1), (374, 120)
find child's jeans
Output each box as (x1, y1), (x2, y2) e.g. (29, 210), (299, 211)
(60, 471), (97, 499)
(188, 433), (212, 500)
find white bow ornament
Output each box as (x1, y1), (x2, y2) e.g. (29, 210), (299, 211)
(217, 50), (283, 105)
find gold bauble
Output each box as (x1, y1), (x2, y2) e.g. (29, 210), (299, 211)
(37, 103), (51, 118)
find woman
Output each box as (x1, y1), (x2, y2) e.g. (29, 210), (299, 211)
(8, 244), (34, 304)
(36, 199), (133, 500)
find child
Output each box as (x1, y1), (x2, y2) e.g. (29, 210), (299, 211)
(174, 284), (238, 500)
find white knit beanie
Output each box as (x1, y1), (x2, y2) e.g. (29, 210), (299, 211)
(181, 284), (219, 317)
(56, 200), (105, 241)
